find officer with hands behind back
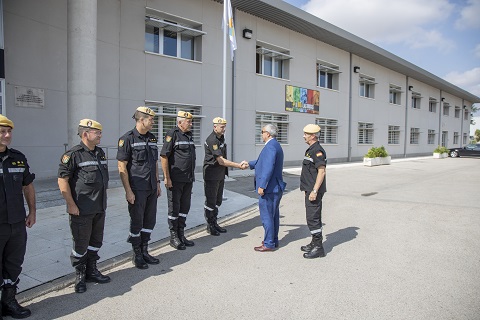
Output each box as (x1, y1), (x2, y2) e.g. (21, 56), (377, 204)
(300, 124), (327, 259)
(0, 114), (36, 318)
(58, 119), (111, 294)
(117, 107), (161, 270)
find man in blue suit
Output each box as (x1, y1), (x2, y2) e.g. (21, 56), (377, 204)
(248, 124), (286, 252)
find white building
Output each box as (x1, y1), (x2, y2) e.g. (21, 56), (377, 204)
(1, 0), (479, 178)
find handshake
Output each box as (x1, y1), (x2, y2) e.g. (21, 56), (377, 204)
(238, 160), (249, 170)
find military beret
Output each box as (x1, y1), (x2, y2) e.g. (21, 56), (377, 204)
(79, 119), (103, 131)
(136, 106), (156, 117)
(303, 124), (321, 134)
(0, 115), (14, 129)
(178, 111), (193, 119)
(213, 117), (227, 124)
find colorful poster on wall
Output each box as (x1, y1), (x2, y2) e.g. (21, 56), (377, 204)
(285, 85), (319, 114)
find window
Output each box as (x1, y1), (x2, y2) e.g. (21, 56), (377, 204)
(358, 122), (374, 144)
(255, 112), (289, 144)
(389, 85), (402, 105)
(359, 75), (375, 98)
(443, 103), (450, 116)
(388, 125), (400, 144)
(410, 128), (420, 144)
(441, 131), (448, 147)
(463, 133), (468, 144)
(454, 106), (461, 118)
(429, 98), (437, 113)
(411, 92), (421, 109)
(317, 61), (340, 90)
(464, 109), (469, 120)
(453, 132), (459, 144)
(428, 130), (436, 145)
(144, 102), (202, 145)
(256, 45), (292, 79)
(144, 12), (205, 61)
(315, 118), (338, 144)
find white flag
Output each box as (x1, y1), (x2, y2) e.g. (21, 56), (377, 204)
(223, 0), (237, 60)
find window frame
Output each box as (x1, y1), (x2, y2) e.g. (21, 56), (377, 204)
(429, 98), (437, 113)
(389, 85), (402, 105)
(255, 45), (292, 80)
(428, 129), (436, 145)
(317, 61), (340, 90)
(443, 103), (450, 116)
(410, 127), (420, 144)
(255, 112), (289, 144)
(388, 125), (400, 145)
(315, 118), (338, 144)
(454, 106), (461, 118)
(359, 75), (376, 99)
(453, 132), (459, 144)
(411, 92), (421, 109)
(358, 122), (374, 144)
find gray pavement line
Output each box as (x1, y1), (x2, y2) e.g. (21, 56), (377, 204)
(17, 202), (259, 305)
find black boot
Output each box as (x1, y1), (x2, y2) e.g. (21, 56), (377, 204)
(132, 245), (149, 269)
(74, 264), (87, 293)
(1, 286), (31, 318)
(141, 242), (160, 264)
(303, 234), (326, 259)
(169, 230), (186, 250)
(213, 220), (227, 233)
(206, 223), (220, 236)
(178, 228), (194, 247)
(86, 259), (111, 283)
(300, 237), (314, 252)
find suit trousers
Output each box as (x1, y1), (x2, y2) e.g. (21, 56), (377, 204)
(128, 188), (158, 245)
(258, 192), (282, 249)
(0, 222), (27, 286)
(69, 212), (105, 266)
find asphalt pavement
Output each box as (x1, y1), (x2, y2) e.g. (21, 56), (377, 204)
(16, 157), (480, 320)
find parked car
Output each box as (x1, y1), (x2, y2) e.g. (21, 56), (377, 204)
(448, 144), (480, 158)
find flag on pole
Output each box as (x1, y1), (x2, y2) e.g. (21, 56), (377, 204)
(223, 0), (237, 60)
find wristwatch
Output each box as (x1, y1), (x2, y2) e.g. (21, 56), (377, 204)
(312, 189), (317, 194)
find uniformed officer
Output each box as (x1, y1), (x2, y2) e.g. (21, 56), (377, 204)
(300, 124), (327, 259)
(0, 114), (36, 318)
(58, 119), (111, 293)
(203, 117), (247, 236)
(117, 107), (161, 269)
(160, 111), (196, 250)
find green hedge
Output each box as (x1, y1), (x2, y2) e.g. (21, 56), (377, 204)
(364, 146), (389, 158)
(433, 146), (449, 153)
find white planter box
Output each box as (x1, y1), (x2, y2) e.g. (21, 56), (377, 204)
(364, 156), (391, 167)
(433, 152), (448, 159)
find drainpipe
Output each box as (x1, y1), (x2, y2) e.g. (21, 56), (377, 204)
(438, 91), (443, 146)
(403, 77), (409, 157)
(231, 8), (236, 162)
(460, 99), (464, 147)
(347, 53), (353, 162)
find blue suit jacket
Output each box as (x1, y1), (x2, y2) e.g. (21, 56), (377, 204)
(249, 138), (286, 194)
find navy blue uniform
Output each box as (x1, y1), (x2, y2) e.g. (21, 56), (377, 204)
(0, 148), (35, 287)
(117, 127), (159, 245)
(58, 142), (109, 266)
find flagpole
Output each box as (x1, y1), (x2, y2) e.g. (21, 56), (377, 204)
(222, 0), (227, 119)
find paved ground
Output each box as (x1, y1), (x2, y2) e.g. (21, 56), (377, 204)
(16, 156), (480, 319)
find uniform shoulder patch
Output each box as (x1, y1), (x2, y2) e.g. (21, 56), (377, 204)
(62, 154), (71, 164)
(212, 144), (218, 151)
(316, 151), (323, 157)
(165, 136), (172, 142)
(118, 139), (124, 147)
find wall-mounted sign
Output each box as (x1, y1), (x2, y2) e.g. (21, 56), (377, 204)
(15, 86), (45, 108)
(285, 85), (319, 114)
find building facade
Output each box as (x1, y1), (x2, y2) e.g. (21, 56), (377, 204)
(2, 0), (478, 178)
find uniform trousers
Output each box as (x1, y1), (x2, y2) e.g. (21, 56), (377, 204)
(204, 179), (224, 223)
(167, 181), (193, 230)
(0, 222), (27, 287)
(305, 192), (324, 235)
(69, 212), (105, 267)
(128, 188), (157, 246)
(258, 192), (282, 249)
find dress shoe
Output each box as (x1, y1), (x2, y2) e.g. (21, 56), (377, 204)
(262, 241), (279, 248)
(254, 245), (275, 252)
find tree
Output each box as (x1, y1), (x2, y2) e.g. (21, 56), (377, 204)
(471, 104), (479, 125)
(475, 129), (480, 143)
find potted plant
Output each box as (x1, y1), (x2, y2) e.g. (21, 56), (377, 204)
(433, 146), (449, 159)
(363, 146), (391, 166)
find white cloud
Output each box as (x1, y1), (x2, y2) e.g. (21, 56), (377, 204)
(455, 0), (480, 30)
(444, 67), (480, 97)
(302, 0), (455, 52)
